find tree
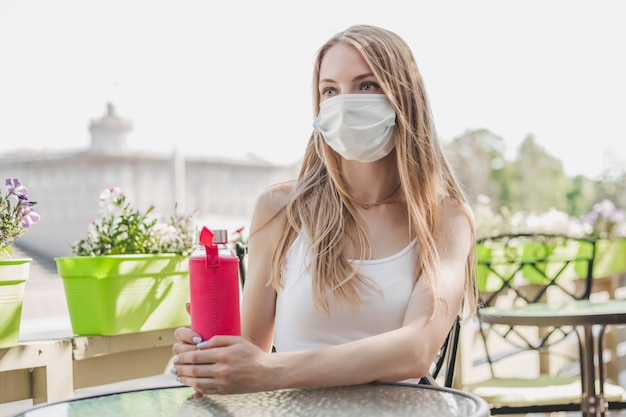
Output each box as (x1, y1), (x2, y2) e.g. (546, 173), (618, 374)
(507, 134), (570, 213)
(444, 129), (506, 207)
(444, 129), (626, 219)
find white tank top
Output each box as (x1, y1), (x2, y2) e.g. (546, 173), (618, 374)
(274, 233), (418, 352)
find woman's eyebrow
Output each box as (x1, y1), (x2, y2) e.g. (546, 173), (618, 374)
(318, 73), (376, 85)
(352, 73), (376, 82)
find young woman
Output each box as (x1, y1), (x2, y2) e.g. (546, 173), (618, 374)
(172, 24), (477, 395)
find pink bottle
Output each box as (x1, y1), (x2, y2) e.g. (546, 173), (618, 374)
(189, 226), (241, 341)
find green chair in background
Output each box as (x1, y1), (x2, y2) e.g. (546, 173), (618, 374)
(466, 233), (626, 414)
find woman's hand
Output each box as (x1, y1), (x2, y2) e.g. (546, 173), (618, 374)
(172, 328), (277, 395)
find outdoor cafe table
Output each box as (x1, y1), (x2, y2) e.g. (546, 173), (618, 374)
(9, 382), (490, 417)
(479, 298), (626, 417)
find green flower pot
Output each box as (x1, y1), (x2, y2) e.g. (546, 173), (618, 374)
(571, 238), (626, 278)
(55, 254), (190, 335)
(476, 245), (501, 293)
(593, 238), (626, 277)
(0, 258), (31, 349)
(477, 239), (587, 292)
(519, 240), (582, 284)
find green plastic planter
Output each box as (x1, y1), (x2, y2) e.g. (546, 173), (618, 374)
(55, 254), (190, 335)
(0, 258), (31, 349)
(592, 238), (626, 278)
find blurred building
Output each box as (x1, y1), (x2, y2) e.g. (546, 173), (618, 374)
(0, 103), (298, 260)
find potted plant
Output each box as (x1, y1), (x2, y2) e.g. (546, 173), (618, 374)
(0, 178), (40, 348)
(55, 187), (197, 336)
(580, 199), (626, 277)
(474, 200), (587, 291)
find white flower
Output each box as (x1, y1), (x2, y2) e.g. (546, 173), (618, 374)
(72, 188), (197, 256)
(98, 187), (124, 217)
(152, 223), (178, 245)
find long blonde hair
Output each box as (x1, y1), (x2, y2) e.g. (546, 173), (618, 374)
(269, 24), (477, 318)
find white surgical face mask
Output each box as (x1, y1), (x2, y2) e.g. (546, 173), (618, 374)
(313, 94), (396, 163)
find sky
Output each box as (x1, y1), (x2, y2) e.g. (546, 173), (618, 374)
(1, 0), (625, 179)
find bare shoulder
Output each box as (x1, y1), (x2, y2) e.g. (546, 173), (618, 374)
(255, 181), (294, 216)
(438, 196), (472, 226)
(250, 181), (294, 231)
(435, 196), (474, 254)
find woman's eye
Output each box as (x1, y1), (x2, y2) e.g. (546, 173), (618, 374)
(321, 88), (337, 97)
(362, 82), (380, 92)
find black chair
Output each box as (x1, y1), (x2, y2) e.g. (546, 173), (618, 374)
(418, 316), (461, 388)
(234, 241), (247, 287)
(465, 233), (626, 414)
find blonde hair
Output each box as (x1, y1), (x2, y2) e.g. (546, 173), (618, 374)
(269, 24), (477, 318)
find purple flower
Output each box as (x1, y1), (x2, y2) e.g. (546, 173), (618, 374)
(20, 207), (41, 228)
(582, 199), (626, 239)
(6, 178), (29, 200)
(1, 178), (40, 258)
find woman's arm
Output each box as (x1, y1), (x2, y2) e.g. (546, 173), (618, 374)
(239, 182), (293, 351)
(172, 196), (472, 394)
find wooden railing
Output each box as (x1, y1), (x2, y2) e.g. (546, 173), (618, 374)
(0, 328), (177, 405)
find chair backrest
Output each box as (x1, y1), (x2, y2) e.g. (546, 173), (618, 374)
(235, 241), (248, 287)
(418, 316), (461, 387)
(475, 233), (596, 376)
(477, 233), (595, 306)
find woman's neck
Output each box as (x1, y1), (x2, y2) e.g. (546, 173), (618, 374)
(341, 156), (400, 205)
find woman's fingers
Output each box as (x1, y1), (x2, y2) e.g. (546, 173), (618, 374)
(172, 327), (204, 356)
(174, 327), (202, 343)
(196, 335), (241, 349)
(173, 338), (227, 366)
(173, 364), (250, 395)
(175, 375), (224, 395)
(170, 338), (268, 394)
(171, 359), (232, 394)
(172, 341), (198, 356)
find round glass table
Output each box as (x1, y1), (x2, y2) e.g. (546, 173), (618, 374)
(10, 382), (489, 417)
